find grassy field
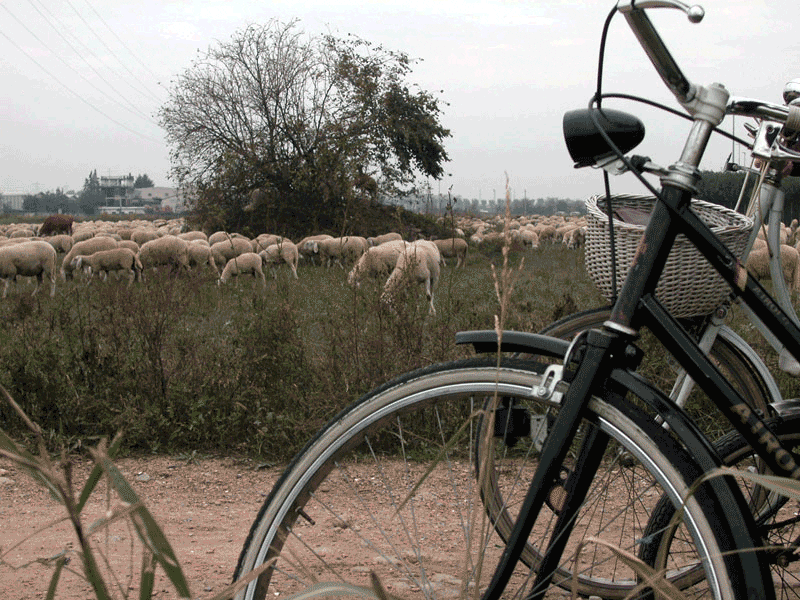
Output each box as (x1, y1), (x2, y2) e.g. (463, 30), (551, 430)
(1, 238), (798, 461)
(0, 241), (606, 459)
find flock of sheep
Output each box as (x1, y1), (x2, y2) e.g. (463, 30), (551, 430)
(745, 219), (800, 294)
(0, 212), (593, 311)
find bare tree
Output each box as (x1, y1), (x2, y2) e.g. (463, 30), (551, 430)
(159, 20), (450, 234)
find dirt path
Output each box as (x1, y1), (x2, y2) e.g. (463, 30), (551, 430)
(0, 454), (283, 599)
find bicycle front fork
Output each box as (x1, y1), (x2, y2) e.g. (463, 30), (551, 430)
(481, 326), (624, 600)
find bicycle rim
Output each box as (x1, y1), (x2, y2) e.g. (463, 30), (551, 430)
(233, 357), (758, 600)
(644, 414), (800, 599)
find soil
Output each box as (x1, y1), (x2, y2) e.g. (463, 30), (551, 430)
(0, 454), (284, 600)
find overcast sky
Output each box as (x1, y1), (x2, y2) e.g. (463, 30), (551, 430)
(0, 0), (798, 203)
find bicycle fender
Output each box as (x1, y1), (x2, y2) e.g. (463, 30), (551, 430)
(457, 329), (725, 468)
(610, 367), (725, 470)
(455, 329), (569, 359)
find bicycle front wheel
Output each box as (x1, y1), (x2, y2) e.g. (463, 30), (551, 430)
(233, 357), (764, 600)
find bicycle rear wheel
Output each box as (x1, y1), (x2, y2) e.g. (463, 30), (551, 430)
(539, 306), (775, 418)
(233, 357), (765, 600)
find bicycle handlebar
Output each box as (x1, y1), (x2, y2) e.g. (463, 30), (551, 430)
(616, 0), (704, 104)
(617, 1), (800, 139)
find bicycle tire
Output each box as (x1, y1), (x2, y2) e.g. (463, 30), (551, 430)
(233, 357), (765, 600)
(643, 413), (800, 599)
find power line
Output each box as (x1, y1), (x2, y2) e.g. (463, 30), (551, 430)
(0, 26), (163, 144)
(65, 0), (165, 104)
(81, 0), (167, 98)
(18, 0), (160, 126)
(31, 0), (163, 106)
(1, 4), (159, 128)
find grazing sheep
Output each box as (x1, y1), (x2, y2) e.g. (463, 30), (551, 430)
(117, 239), (140, 253)
(218, 252), (266, 288)
(38, 214), (74, 236)
(367, 232), (403, 247)
(381, 240), (441, 315)
(71, 229), (95, 243)
(297, 234), (333, 265)
(131, 228), (160, 246)
(72, 247), (143, 284)
(137, 235), (190, 280)
(9, 228), (34, 239)
(252, 234), (283, 252)
(565, 226), (587, 249)
(178, 231), (208, 243)
(208, 231), (232, 246)
(0, 240), (57, 298)
(518, 228), (540, 249)
(45, 234), (74, 254)
(535, 224), (557, 244)
(432, 238), (468, 268)
(348, 240), (410, 286)
(746, 243), (800, 294)
(313, 236), (368, 268)
(259, 240), (299, 279)
(187, 241), (219, 276)
(61, 236), (119, 280)
(210, 237), (253, 267)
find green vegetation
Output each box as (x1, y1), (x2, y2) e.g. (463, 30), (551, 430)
(0, 244), (600, 460)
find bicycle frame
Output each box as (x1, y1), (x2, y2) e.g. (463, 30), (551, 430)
(475, 3), (800, 600)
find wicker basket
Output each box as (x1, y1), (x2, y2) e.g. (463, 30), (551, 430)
(584, 194), (753, 318)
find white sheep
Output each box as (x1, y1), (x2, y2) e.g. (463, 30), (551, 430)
(72, 247), (143, 285)
(432, 238), (468, 268)
(130, 228), (160, 246)
(297, 234), (333, 265)
(313, 236), (368, 268)
(381, 240), (441, 315)
(61, 236), (119, 280)
(178, 231), (208, 243)
(210, 237), (254, 267)
(565, 226), (587, 249)
(0, 240), (57, 298)
(117, 239), (140, 254)
(137, 235), (190, 280)
(518, 228), (540, 249)
(9, 227), (34, 239)
(259, 240), (299, 279)
(208, 231), (233, 245)
(218, 252), (266, 288)
(45, 234), (74, 254)
(252, 234), (284, 252)
(746, 243), (800, 295)
(367, 232), (403, 247)
(187, 241), (219, 276)
(347, 240), (410, 286)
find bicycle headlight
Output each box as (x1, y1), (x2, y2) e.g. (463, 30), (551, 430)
(563, 108), (645, 168)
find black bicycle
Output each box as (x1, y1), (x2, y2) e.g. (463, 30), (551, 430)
(233, 2), (800, 599)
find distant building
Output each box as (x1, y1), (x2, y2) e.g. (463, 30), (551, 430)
(97, 205), (147, 215)
(100, 175), (135, 206)
(134, 186), (190, 213)
(1, 193), (26, 211)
